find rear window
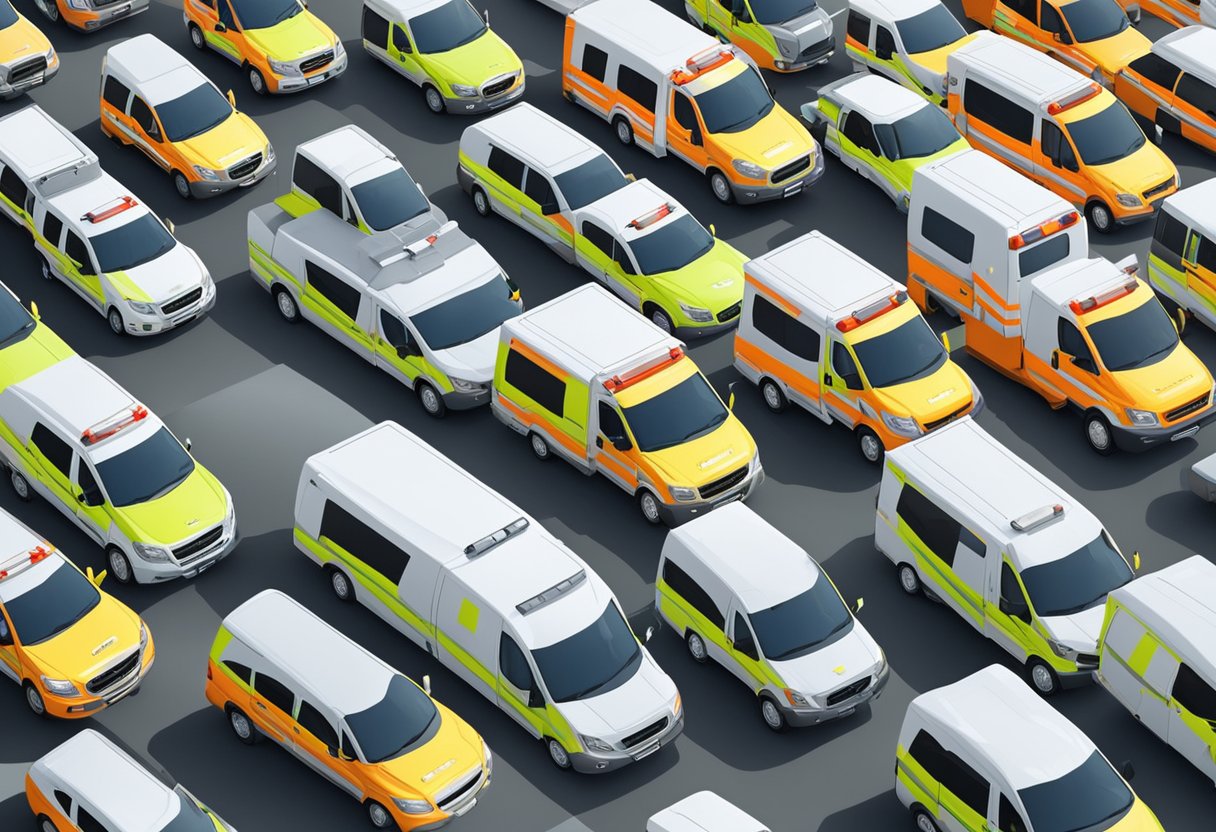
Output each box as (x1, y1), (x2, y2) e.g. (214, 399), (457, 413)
(581, 43), (608, 82)
(1127, 52), (1181, 91)
(617, 64), (657, 113)
(1018, 233), (1070, 277)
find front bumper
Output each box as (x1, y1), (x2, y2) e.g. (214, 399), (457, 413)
(780, 661), (891, 727)
(772, 37), (835, 73)
(0, 57), (59, 99)
(44, 645), (155, 719)
(654, 463), (765, 527)
(128, 523), (239, 584)
(188, 153), (277, 198)
(444, 81), (525, 114)
(122, 281), (217, 336)
(1112, 190), (1175, 226)
(271, 53), (348, 94)
(730, 151), (826, 204)
(442, 386), (493, 410)
(569, 710), (685, 774)
(1057, 659), (1099, 689)
(1110, 406), (1216, 452)
(66, 0), (149, 31)
(394, 767), (491, 830)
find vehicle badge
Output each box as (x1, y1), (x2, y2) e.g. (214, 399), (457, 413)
(186, 518), (201, 526)
(927, 388), (955, 404)
(92, 636), (117, 657)
(421, 758), (457, 783)
(833, 665), (846, 675)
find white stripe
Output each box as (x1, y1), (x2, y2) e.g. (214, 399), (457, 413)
(830, 7), (848, 17)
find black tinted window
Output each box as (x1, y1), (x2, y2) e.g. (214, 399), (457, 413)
(298, 700), (340, 748)
(581, 220), (614, 255)
(346, 674), (439, 763)
(0, 166), (27, 209)
(499, 632), (535, 690)
(1173, 663), (1216, 720)
(964, 80), (1033, 144)
(831, 341), (861, 388)
(223, 660), (252, 684)
(1019, 234), (1070, 277)
(392, 23), (411, 52)
(53, 790), (72, 815)
(1040, 2), (1065, 32)
(1154, 209), (1188, 255)
(294, 155), (343, 216)
(1067, 101), (1145, 166)
(409, 0), (486, 54)
(77, 808), (107, 832)
(1000, 794), (1028, 832)
(732, 611), (758, 659)
(362, 5), (390, 46)
(750, 575), (853, 661)
(897, 485), (961, 564)
(922, 207), (974, 264)
(843, 111), (879, 155)
(254, 672), (296, 715)
(553, 155), (627, 210)
(1019, 751), (1132, 832)
(909, 730), (989, 814)
(1198, 235), (1216, 273)
(65, 231), (92, 273)
(875, 24), (896, 54)
(878, 106), (960, 160)
(3, 561), (100, 646)
(618, 65), (657, 113)
(129, 97), (159, 137)
(350, 168), (429, 231)
(1178, 74), (1216, 114)
(532, 602), (643, 702)
(629, 215), (714, 275)
(582, 44), (608, 82)
(524, 170), (556, 210)
(31, 423), (72, 476)
(1129, 52), (1181, 91)
(1087, 296), (1177, 372)
(846, 10), (870, 44)
(504, 348), (566, 415)
(0, 281), (33, 347)
(1020, 532), (1132, 617)
(305, 261), (361, 319)
(621, 372), (728, 452)
(42, 212), (63, 249)
(753, 295), (821, 362)
(1006, 0), (1036, 17)
(380, 310), (410, 349)
(94, 427), (194, 508)
(662, 558), (725, 628)
(598, 401), (626, 439)
(90, 214), (175, 274)
(673, 92), (698, 130)
(410, 274), (519, 351)
(320, 499), (411, 583)
(488, 146), (525, 190)
(156, 84), (233, 143)
(896, 4), (966, 52)
(1058, 318), (1091, 360)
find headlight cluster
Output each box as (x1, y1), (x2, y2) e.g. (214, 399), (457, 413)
(451, 84), (479, 98)
(579, 734), (615, 753)
(133, 542), (171, 562)
(669, 486), (697, 502)
(1047, 639), (1080, 662)
(392, 797), (432, 815)
(269, 59), (300, 77)
(139, 622), (149, 651)
(783, 688), (810, 707)
(66, 0), (91, 9)
(41, 675), (81, 698)
(193, 165), (223, 181)
(449, 377), (487, 394)
(127, 299), (157, 315)
(1115, 193), (1141, 208)
(483, 739), (493, 774)
(679, 303), (714, 323)
(1126, 407), (1159, 427)
(880, 411), (922, 438)
(334, 40), (346, 59)
(732, 159), (766, 179)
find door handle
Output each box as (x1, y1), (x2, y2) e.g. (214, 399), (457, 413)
(823, 374), (833, 386)
(256, 701), (267, 709)
(293, 726), (301, 733)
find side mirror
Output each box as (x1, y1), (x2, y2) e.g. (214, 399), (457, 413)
(78, 488), (103, 507)
(728, 391), (736, 411)
(226, 89), (236, 108)
(690, 126), (703, 146)
(941, 331), (951, 352)
(327, 745), (339, 758)
(396, 343), (420, 359)
(854, 597), (865, 613)
(1175, 309), (1186, 335)
(422, 674), (432, 695)
(1072, 355), (1097, 374)
(483, 8), (489, 24)
(540, 201), (559, 216)
(709, 223), (716, 237)
(1133, 551), (1141, 571)
(625, 172), (636, 182)
(611, 436), (633, 453)
(1051, 349), (1060, 370)
(184, 437), (192, 452)
(644, 625), (654, 643)
(29, 301), (39, 320)
(1000, 596), (1030, 621)
(86, 566), (107, 588)
(1053, 32), (1063, 42)
(215, 21), (227, 32)
(875, 47), (892, 61)
(165, 218), (176, 235)
(0, 619), (10, 645)
(527, 687), (544, 708)
(1119, 760), (1136, 781)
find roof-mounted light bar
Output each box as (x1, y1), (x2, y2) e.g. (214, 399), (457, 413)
(1010, 211), (1079, 249)
(1010, 504), (1064, 532)
(83, 196), (137, 224)
(516, 569), (587, 615)
(1046, 83), (1101, 115)
(603, 347), (684, 393)
(403, 220), (458, 259)
(628, 204), (674, 231)
(1069, 281), (1138, 316)
(672, 47), (733, 85)
(836, 291), (908, 332)
(81, 405), (148, 446)
(464, 517), (529, 557)
(0, 545), (54, 581)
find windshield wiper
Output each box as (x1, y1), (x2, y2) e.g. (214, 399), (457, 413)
(274, 3), (299, 23)
(31, 602), (97, 645)
(0, 320), (34, 349)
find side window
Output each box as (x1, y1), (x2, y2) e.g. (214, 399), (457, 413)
(361, 6), (391, 47)
(129, 97), (159, 139)
(964, 80), (1034, 145)
(874, 25), (896, 58)
(1177, 74), (1216, 116)
(253, 672), (296, 715)
(581, 220), (615, 255)
(223, 660), (252, 684)
(297, 699), (341, 748)
(487, 146), (526, 191)
(76, 807), (109, 832)
(1007, 0), (1036, 18)
(921, 207), (975, 265)
(1039, 1), (1065, 33)
(77, 461), (101, 498)
(31, 423), (72, 477)
(305, 261), (361, 319)
(1153, 210), (1188, 257)
(909, 730), (989, 815)
(1000, 562), (1028, 608)
(392, 24), (412, 53)
(42, 212), (64, 248)
(499, 632), (535, 691)
(294, 155), (344, 217)
(379, 309), (412, 350)
(846, 10), (871, 45)
(752, 295), (821, 362)
(831, 341), (863, 390)
(617, 65), (657, 114)
(504, 348), (566, 415)
(65, 231), (94, 275)
(1057, 318), (1093, 362)
(52, 791), (72, 815)
(999, 794), (1028, 832)
(598, 401), (626, 441)
(101, 75), (131, 111)
(1172, 663), (1216, 720)
(320, 500), (412, 583)
(1197, 235), (1216, 273)
(523, 169), (557, 212)
(896, 486), (963, 563)
(1041, 120), (1077, 171)
(613, 240), (636, 275)
(581, 44), (608, 82)
(661, 558), (725, 628)
(218, 0), (236, 28)
(1128, 52), (1181, 92)
(673, 92), (698, 131)
(842, 111), (879, 155)
(731, 611), (758, 660)
(0, 165), (29, 210)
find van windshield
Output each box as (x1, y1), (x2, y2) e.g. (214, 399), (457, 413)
(1065, 102), (1145, 166)
(850, 315), (947, 388)
(351, 168), (431, 231)
(896, 5), (967, 54)
(1018, 751), (1133, 832)
(0, 285), (34, 350)
(345, 674), (439, 763)
(1059, 0), (1129, 42)
(621, 373), (729, 452)
(410, 274), (520, 351)
(230, 0), (301, 30)
(749, 575), (853, 661)
(90, 214), (177, 273)
(164, 788), (223, 832)
(532, 603), (642, 703)
(628, 216), (714, 275)
(0, 0), (21, 30)
(750, 0), (817, 25)
(95, 427), (196, 507)
(1019, 532), (1132, 617)
(693, 67), (774, 134)
(3, 561), (101, 646)
(1086, 297), (1177, 372)
(410, 0), (487, 54)
(875, 105), (960, 161)
(157, 84), (232, 143)
(553, 155), (628, 210)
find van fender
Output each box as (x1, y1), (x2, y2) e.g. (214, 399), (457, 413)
(608, 104), (662, 157)
(323, 560), (359, 602)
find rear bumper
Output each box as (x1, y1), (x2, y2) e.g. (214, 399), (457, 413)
(1110, 407), (1216, 452)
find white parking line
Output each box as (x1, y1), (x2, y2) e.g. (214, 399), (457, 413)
(830, 7), (848, 17)
(546, 820), (596, 832)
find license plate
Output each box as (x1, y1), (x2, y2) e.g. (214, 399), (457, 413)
(712, 493), (743, 509)
(784, 183), (803, 197)
(632, 742), (661, 761)
(111, 4), (130, 16)
(195, 559), (217, 575)
(308, 72), (327, 85)
(837, 706), (856, 718)
(1172, 426), (1200, 442)
(453, 799), (476, 817)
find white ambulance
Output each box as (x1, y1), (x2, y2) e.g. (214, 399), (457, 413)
(647, 792), (770, 832)
(294, 421), (684, 773)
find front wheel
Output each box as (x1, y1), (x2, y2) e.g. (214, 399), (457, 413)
(24, 681), (47, 718)
(759, 695), (787, 732)
(107, 307), (125, 336)
(1084, 411), (1115, 456)
(9, 468), (31, 502)
(1087, 200), (1114, 234)
(760, 378), (788, 413)
(36, 814), (59, 832)
(329, 568), (353, 602)
(472, 186), (491, 218)
(188, 23), (205, 50)
(248, 67), (267, 96)
(638, 490), (664, 525)
(912, 808), (941, 832)
(228, 706), (260, 745)
(686, 631), (708, 663)
(613, 116), (634, 146)
(274, 287), (301, 323)
(547, 738), (572, 770)
(708, 170), (735, 205)
(173, 170), (192, 200)
(424, 85), (445, 115)
(416, 382), (446, 418)
(898, 564), (922, 596)
(648, 305), (674, 334)
(37, 0), (58, 23)
(1026, 658), (1060, 696)
(367, 801), (394, 829)
(108, 547), (134, 585)
(857, 426), (884, 464)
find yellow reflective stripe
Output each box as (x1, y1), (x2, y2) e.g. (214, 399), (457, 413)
(1128, 631), (1160, 675)
(895, 516), (984, 624)
(208, 625), (255, 693)
(106, 270), (153, 304)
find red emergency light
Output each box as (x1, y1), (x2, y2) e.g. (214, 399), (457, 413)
(628, 204), (674, 231)
(81, 405), (149, 446)
(603, 347), (684, 392)
(672, 49), (733, 85)
(83, 196), (137, 224)
(836, 291), (908, 332)
(1010, 211), (1079, 249)
(1069, 281), (1138, 315)
(1046, 84), (1101, 115)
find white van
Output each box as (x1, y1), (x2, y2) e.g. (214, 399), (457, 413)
(657, 502), (888, 731)
(1096, 555), (1216, 786)
(877, 416), (1136, 695)
(647, 792), (770, 832)
(294, 421), (684, 773)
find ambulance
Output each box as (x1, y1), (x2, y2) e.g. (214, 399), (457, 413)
(802, 72), (969, 211)
(361, 0), (525, 115)
(909, 150), (1214, 454)
(1115, 26), (1216, 156)
(896, 665), (1164, 832)
(206, 590), (489, 829)
(962, 0), (1150, 87)
(493, 284), (763, 525)
(947, 33), (1179, 233)
(1097, 556), (1216, 786)
(735, 231), (980, 463)
(0, 0), (57, 98)
(845, 0), (978, 106)
(459, 111), (746, 335)
(877, 417), (1137, 695)
(563, 0), (823, 205)
(294, 422), (684, 773)
(1148, 179), (1216, 330)
(0, 508), (152, 718)
(0, 355), (237, 586)
(682, 0), (835, 73)
(657, 503), (888, 730)
(648, 793), (770, 832)
(27, 730), (233, 832)
(101, 35), (275, 200)
(32, 0), (147, 31)
(182, 0), (347, 95)
(1139, 0), (1215, 26)
(0, 279), (74, 391)
(0, 106), (215, 337)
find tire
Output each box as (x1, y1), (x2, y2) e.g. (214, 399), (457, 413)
(760, 378), (788, 413)
(472, 186), (491, 218)
(172, 170), (192, 200)
(37, 814), (58, 832)
(424, 85), (446, 114)
(898, 564), (922, 596)
(1087, 200), (1114, 234)
(1026, 658), (1060, 696)
(38, 0), (58, 23)
(686, 631), (708, 663)
(107, 307), (125, 336)
(188, 23), (205, 51)
(416, 382), (446, 418)
(9, 468), (31, 502)
(528, 432), (552, 462)
(24, 681), (47, 718)
(912, 808), (941, 832)
(613, 116), (634, 146)
(638, 489), (663, 525)
(227, 706), (260, 745)
(547, 737), (572, 770)
(647, 305), (674, 334)
(857, 426), (885, 464)
(708, 169), (735, 205)
(759, 695), (787, 732)
(329, 568), (354, 603)
(248, 66), (267, 96)
(273, 286), (300, 323)
(367, 801), (394, 829)
(1084, 411), (1116, 456)
(108, 547), (134, 585)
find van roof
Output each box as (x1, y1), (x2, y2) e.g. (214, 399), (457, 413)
(1109, 556), (1216, 683)
(6, 355), (141, 439)
(45, 168), (152, 235)
(1154, 25), (1216, 85)
(647, 791), (769, 832)
(106, 35), (208, 107)
(297, 125), (393, 186)
(908, 664), (1095, 790)
(587, 179), (692, 243)
(849, 0), (943, 22)
(1161, 179), (1216, 235)
(0, 509), (61, 605)
(223, 590), (397, 715)
(822, 73), (929, 123)
(0, 105), (96, 183)
(1030, 257), (1133, 310)
(746, 231), (897, 324)
(470, 103), (605, 175)
(917, 150), (1069, 230)
(36, 729), (176, 830)
(368, 0), (450, 19)
(666, 503), (819, 612)
(501, 284), (682, 383)
(570, 0), (719, 74)
(951, 32), (1090, 108)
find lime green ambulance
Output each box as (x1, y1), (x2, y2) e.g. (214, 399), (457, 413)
(0, 280), (73, 392)
(1147, 180), (1216, 332)
(802, 72), (968, 212)
(361, 0), (524, 115)
(683, 0), (835, 72)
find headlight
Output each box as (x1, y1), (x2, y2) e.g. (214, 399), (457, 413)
(669, 486), (697, 502)
(783, 688), (809, 707)
(66, 0), (90, 9)
(1126, 408), (1159, 427)
(127, 300), (157, 315)
(192, 165), (222, 181)
(47, 46), (58, 65)
(202, 272), (215, 293)
(1047, 639), (1079, 662)
(223, 500), (236, 533)
(268, 59), (300, 77)
(449, 377), (486, 394)
(266, 144), (276, 163)
(40, 676), (81, 697)
(579, 734), (615, 753)
(679, 303), (714, 323)
(731, 159), (766, 179)
(334, 40), (346, 58)
(139, 622), (149, 651)
(673, 693), (683, 717)
(451, 83), (479, 97)
(939, 77), (948, 97)
(133, 542), (171, 562)
(1115, 193), (1141, 208)
(482, 739), (493, 774)
(880, 411), (922, 437)
(392, 798), (432, 815)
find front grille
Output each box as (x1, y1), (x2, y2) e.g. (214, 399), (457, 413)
(826, 676), (871, 707)
(772, 155), (811, 184)
(9, 56), (47, 86)
(1077, 653), (1100, 666)
(717, 301), (742, 323)
(436, 768), (482, 811)
(161, 288), (203, 316)
(622, 716), (668, 749)
(482, 75), (515, 98)
(797, 38), (834, 63)
(174, 525), (224, 564)
(299, 50), (334, 75)
(228, 153), (262, 181)
(93, 0), (125, 7)
(699, 465), (749, 500)
(1166, 393), (1210, 423)
(922, 403), (970, 432)
(86, 650), (140, 695)
(1143, 177), (1176, 202)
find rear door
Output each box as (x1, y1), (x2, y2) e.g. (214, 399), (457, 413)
(1182, 229), (1216, 312)
(249, 669), (298, 746)
(745, 290), (827, 419)
(302, 260), (374, 354)
(590, 395), (639, 491)
(434, 575), (500, 700)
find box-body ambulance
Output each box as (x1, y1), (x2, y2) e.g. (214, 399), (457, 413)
(647, 792), (771, 832)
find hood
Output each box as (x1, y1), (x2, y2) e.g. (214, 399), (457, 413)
(641, 412), (756, 489)
(0, 15), (51, 58)
(768, 7), (832, 54)
(1080, 26), (1150, 76)
(908, 32), (980, 77)
(711, 104), (816, 171)
(1089, 136), (1176, 198)
(118, 465), (228, 547)
(372, 702), (484, 800)
(242, 11), (335, 61)
(430, 328), (500, 384)
(176, 112), (268, 172)
(24, 595), (142, 684)
(1039, 603), (1105, 652)
(0, 325), (74, 389)
(116, 243), (207, 305)
(1107, 340), (1212, 414)
(649, 239), (746, 312)
(1110, 797), (1164, 832)
(559, 655), (676, 740)
(872, 360), (974, 424)
(896, 138), (971, 189)
(772, 624), (880, 699)
(420, 29), (521, 88)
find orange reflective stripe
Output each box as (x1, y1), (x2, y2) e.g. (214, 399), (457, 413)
(1023, 352), (1106, 411)
(908, 248), (973, 308)
(844, 34), (866, 52)
(735, 336), (821, 401)
(509, 339), (569, 380)
(826, 389), (862, 419)
(549, 214), (574, 235)
(972, 271), (1019, 311)
(596, 446), (640, 488)
(497, 395), (587, 458)
(745, 274), (801, 316)
(26, 779), (75, 830)
(974, 294), (1021, 327)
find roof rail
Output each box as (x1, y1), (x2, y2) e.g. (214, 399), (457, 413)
(516, 569), (587, 615)
(465, 517), (529, 557)
(1010, 504), (1063, 532)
